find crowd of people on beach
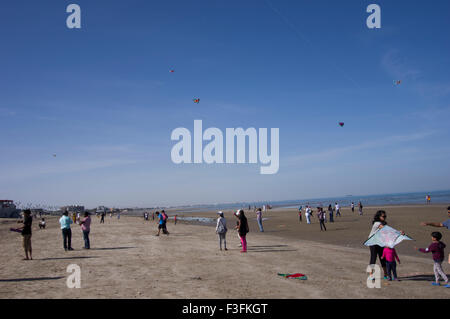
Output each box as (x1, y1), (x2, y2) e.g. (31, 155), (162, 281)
(12, 201), (450, 288)
(297, 201), (364, 230)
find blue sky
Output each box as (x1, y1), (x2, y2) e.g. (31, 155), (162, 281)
(1, 0), (450, 208)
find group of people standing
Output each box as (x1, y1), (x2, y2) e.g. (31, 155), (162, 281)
(16, 209), (92, 260)
(59, 210), (91, 251)
(298, 201), (364, 230)
(368, 207), (450, 286)
(215, 209), (251, 253)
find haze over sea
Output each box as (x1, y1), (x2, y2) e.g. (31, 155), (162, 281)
(173, 190), (450, 213)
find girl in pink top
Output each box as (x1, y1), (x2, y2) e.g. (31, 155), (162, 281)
(381, 247), (401, 281)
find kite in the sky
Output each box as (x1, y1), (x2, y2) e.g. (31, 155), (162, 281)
(364, 225), (413, 248)
(52, 154), (56, 157)
(393, 80), (402, 86)
(169, 70), (175, 73)
(193, 98), (200, 104)
(339, 122), (344, 127)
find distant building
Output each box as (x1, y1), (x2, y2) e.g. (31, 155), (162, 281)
(0, 200), (20, 218)
(60, 205), (85, 214)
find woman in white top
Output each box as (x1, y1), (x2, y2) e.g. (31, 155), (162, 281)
(216, 211), (228, 251)
(368, 210), (405, 279)
(368, 210), (388, 278)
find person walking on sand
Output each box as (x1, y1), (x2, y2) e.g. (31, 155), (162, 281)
(335, 203), (341, 217)
(298, 206), (303, 222)
(17, 209), (33, 260)
(318, 207), (326, 231)
(328, 204), (334, 223)
(256, 208), (264, 232)
(117, 211), (121, 220)
(155, 211), (169, 236)
(216, 211), (228, 251)
(72, 212), (77, 224)
(59, 210), (74, 251)
(381, 246), (401, 281)
(174, 214), (177, 225)
(235, 210), (249, 253)
(79, 211), (91, 249)
(415, 232), (449, 287)
(305, 206), (312, 224)
(100, 211), (105, 224)
(351, 202), (355, 213)
(358, 202), (363, 216)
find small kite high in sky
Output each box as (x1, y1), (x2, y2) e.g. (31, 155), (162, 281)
(169, 70), (175, 73)
(339, 122), (344, 127)
(52, 154), (56, 157)
(364, 225), (413, 248)
(193, 98), (200, 104)
(393, 80), (402, 86)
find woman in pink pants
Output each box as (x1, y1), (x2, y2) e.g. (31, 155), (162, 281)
(235, 210), (249, 253)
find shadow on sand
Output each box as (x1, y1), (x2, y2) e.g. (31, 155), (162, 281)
(250, 245), (289, 248)
(398, 274), (445, 282)
(40, 256), (100, 261)
(90, 247), (136, 251)
(0, 276), (64, 282)
(247, 245), (297, 253)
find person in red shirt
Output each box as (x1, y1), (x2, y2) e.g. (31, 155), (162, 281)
(381, 246), (401, 281)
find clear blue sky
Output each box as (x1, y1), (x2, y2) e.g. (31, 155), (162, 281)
(1, 0), (450, 208)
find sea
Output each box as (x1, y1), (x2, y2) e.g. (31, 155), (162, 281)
(171, 190), (450, 213)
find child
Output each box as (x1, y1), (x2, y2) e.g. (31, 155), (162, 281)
(415, 232), (449, 287)
(381, 246), (400, 281)
(39, 218), (46, 229)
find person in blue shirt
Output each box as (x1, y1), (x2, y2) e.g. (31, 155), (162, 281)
(155, 211), (169, 236)
(59, 210), (74, 251)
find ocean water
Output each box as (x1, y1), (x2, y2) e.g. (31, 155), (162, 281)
(174, 190), (450, 213)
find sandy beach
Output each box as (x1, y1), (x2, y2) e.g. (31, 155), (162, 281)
(1, 204), (449, 299)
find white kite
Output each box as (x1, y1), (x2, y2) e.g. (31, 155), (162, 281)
(364, 225), (413, 248)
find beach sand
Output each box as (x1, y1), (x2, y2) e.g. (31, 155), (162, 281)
(0, 204), (449, 299)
